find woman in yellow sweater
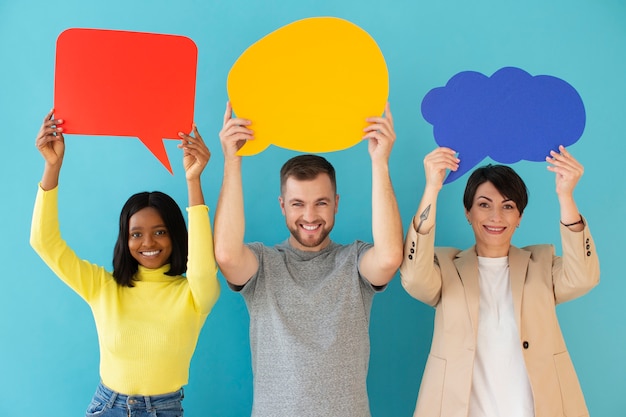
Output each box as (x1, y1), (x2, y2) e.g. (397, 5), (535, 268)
(30, 110), (220, 417)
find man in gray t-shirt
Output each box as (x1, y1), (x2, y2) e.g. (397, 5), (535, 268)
(214, 102), (403, 417)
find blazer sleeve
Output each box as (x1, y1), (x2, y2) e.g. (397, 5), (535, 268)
(399, 219), (443, 306)
(553, 215), (600, 304)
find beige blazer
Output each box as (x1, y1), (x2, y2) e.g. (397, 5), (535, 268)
(400, 219), (600, 417)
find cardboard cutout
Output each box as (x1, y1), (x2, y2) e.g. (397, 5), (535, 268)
(421, 67), (586, 183)
(54, 28), (198, 174)
(227, 17), (388, 155)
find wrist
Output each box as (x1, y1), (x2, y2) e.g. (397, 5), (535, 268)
(560, 215), (584, 227)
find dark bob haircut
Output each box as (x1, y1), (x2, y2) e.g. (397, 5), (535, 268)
(463, 164), (529, 215)
(280, 154), (336, 195)
(112, 191), (188, 287)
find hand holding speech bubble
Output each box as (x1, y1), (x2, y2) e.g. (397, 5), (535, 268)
(227, 17), (388, 156)
(54, 28), (198, 174)
(421, 67), (586, 183)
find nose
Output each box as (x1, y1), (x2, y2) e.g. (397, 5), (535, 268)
(490, 207), (503, 221)
(142, 233), (155, 246)
(302, 205), (316, 222)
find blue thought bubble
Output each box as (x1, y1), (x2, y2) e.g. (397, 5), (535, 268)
(421, 67), (586, 183)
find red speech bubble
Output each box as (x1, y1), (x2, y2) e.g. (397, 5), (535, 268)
(54, 28), (198, 174)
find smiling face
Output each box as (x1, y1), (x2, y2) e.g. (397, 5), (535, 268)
(127, 206), (173, 269)
(279, 173), (339, 252)
(466, 181), (522, 258)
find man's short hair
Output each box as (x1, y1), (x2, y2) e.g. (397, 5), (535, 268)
(280, 154), (336, 195)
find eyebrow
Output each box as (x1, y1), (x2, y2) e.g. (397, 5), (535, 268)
(476, 195), (513, 203)
(288, 197), (331, 204)
(129, 224), (167, 231)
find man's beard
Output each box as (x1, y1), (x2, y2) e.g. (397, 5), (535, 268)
(288, 223), (332, 249)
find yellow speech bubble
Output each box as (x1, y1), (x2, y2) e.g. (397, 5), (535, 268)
(227, 17), (389, 156)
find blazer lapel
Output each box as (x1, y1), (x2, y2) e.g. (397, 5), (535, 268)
(455, 247), (480, 339)
(507, 245), (531, 329)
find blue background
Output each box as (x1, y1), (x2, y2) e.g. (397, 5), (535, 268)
(1, 1), (624, 416)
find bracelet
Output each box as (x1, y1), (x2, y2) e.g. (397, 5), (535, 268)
(560, 216), (584, 227)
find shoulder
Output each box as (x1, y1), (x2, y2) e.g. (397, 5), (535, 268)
(349, 240), (373, 253)
(519, 243), (554, 257)
(435, 246), (464, 261)
(246, 241), (272, 255)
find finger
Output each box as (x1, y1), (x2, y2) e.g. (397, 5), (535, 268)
(223, 101), (232, 125)
(192, 123), (203, 142)
(43, 109), (54, 123)
(362, 131), (386, 141)
(383, 102), (393, 127)
(547, 150), (582, 173)
(227, 132), (254, 143)
(224, 124), (254, 137)
(38, 126), (64, 143)
(362, 125), (391, 139)
(364, 116), (392, 128)
(363, 117), (394, 136)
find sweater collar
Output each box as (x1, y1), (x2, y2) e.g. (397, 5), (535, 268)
(135, 264), (174, 282)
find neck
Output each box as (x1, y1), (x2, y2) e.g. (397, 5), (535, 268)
(475, 244), (510, 258)
(288, 236), (331, 252)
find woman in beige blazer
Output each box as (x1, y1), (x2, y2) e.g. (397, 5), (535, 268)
(400, 146), (600, 417)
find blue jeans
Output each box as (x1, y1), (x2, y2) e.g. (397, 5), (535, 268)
(85, 382), (184, 417)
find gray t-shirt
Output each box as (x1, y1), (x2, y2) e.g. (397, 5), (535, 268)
(231, 239), (382, 417)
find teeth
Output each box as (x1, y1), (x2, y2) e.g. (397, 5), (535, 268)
(485, 226), (504, 232)
(302, 224), (319, 231)
(142, 250), (160, 256)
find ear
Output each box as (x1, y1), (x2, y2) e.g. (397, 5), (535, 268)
(278, 196), (286, 215)
(334, 194), (340, 214)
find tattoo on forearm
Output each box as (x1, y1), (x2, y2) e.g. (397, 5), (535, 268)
(416, 205), (431, 233)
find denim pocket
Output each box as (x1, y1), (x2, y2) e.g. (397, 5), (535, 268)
(85, 398), (107, 416)
(151, 401), (183, 417)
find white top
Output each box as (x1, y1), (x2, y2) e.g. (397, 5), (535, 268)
(468, 256), (534, 417)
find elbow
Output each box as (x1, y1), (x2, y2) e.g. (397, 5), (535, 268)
(385, 252), (404, 275)
(199, 281), (221, 315)
(214, 245), (241, 272)
(29, 231), (42, 255)
(399, 266), (440, 307)
(380, 244), (404, 273)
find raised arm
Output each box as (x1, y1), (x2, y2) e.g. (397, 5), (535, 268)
(213, 102), (259, 286)
(357, 103), (403, 286)
(36, 109), (65, 190)
(178, 124), (210, 207)
(31, 110), (108, 301)
(410, 147), (459, 236)
(178, 125), (220, 312)
(399, 147), (459, 305)
(546, 145), (585, 232)
(546, 146), (600, 302)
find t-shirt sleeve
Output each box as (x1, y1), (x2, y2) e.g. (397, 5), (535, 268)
(355, 240), (385, 293)
(228, 242), (264, 294)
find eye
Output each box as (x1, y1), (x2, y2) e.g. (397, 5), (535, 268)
(291, 202), (303, 207)
(155, 229), (168, 237)
(130, 232), (142, 238)
(503, 203), (516, 210)
(316, 201), (328, 206)
(478, 202), (489, 208)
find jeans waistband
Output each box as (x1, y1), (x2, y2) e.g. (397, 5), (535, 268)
(94, 382), (184, 409)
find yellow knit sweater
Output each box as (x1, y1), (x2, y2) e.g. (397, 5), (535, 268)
(30, 185), (220, 395)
